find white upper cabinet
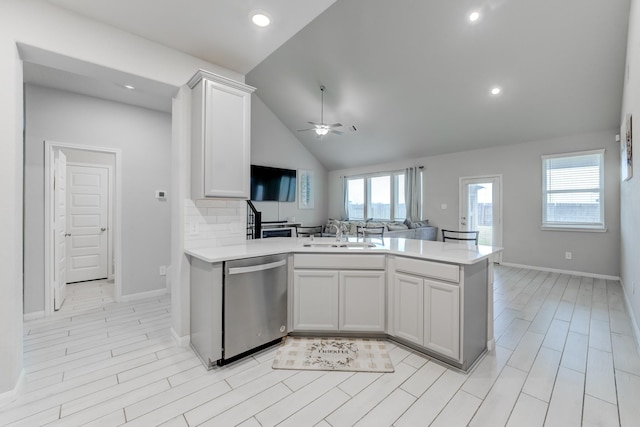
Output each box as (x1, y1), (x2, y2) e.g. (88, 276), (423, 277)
(189, 70), (255, 199)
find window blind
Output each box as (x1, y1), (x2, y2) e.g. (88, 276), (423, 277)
(541, 150), (604, 228)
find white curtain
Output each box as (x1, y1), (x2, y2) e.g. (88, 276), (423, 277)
(341, 176), (349, 220)
(405, 167), (421, 222)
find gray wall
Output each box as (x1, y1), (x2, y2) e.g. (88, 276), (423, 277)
(251, 94), (328, 226)
(328, 130), (620, 277)
(24, 84), (172, 314)
(620, 0), (640, 333)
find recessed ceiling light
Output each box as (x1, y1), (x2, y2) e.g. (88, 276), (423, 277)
(490, 87), (502, 95)
(469, 11), (480, 22)
(250, 11), (271, 27)
(124, 84), (135, 90)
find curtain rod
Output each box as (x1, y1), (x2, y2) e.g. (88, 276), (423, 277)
(340, 165), (424, 179)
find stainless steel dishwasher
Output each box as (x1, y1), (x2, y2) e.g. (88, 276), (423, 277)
(222, 253), (288, 363)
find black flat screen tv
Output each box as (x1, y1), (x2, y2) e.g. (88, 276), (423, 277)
(250, 165), (296, 202)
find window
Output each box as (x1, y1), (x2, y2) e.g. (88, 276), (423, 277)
(346, 178), (365, 220)
(369, 175), (390, 219)
(394, 174), (406, 221)
(541, 149), (605, 230)
(345, 171), (417, 221)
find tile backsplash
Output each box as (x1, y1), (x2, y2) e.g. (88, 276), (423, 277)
(184, 199), (247, 249)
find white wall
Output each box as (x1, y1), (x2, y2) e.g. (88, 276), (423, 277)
(620, 0), (640, 336)
(250, 95), (328, 226)
(329, 130), (621, 277)
(0, 0), (241, 395)
(0, 34), (24, 398)
(24, 84), (172, 312)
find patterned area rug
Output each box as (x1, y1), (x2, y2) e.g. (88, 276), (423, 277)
(272, 337), (394, 373)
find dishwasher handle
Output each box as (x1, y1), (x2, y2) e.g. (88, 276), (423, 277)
(227, 259), (286, 275)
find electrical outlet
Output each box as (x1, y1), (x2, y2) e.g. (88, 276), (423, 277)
(189, 223), (199, 235)
(159, 265), (167, 276)
(565, 252), (572, 260)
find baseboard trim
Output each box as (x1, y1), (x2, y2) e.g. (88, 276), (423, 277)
(171, 327), (190, 347)
(23, 311), (45, 322)
(120, 288), (168, 303)
(620, 279), (640, 353)
(500, 262), (620, 281)
(0, 369), (25, 408)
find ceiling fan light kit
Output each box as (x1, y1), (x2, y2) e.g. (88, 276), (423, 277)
(298, 85), (343, 137)
(315, 126), (329, 136)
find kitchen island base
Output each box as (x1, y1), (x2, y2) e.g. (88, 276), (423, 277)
(187, 237), (500, 372)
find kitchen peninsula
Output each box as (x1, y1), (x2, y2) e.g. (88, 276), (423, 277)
(186, 237), (501, 371)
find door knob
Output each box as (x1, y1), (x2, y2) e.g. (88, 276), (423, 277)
(101, 227), (106, 232)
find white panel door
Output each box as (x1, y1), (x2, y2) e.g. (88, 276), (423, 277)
(393, 272), (424, 345)
(339, 270), (386, 332)
(293, 270), (340, 331)
(203, 79), (251, 197)
(53, 150), (67, 310)
(423, 278), (460, 361)
(66, 165), (109, 283)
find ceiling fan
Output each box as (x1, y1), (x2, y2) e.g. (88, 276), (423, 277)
(298, 85), (343, 137)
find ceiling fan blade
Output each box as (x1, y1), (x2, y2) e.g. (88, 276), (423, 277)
(329, 129), (344, 135)
(327, 123), (343, 128)
(307, 121), (321, 126)
(297, 128), (313, 132)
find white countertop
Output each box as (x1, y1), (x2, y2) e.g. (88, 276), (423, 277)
(185, 237), (502, 265)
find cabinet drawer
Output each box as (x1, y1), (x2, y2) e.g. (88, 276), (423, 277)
(394, 256), (459, 283)
(294, 254), (385, 270)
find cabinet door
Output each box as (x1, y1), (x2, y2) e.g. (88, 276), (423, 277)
(293, 270), (339, 331)
(202, 79), (251, 198)
(423, 279), (460, 360)
(339, 270), (386, 332)
(393, 272), (424, 345)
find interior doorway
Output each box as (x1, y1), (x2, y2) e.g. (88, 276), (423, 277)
(65, 163), (110, 283)
(459, 175), (503, 257)
(44, 141), (122, 314)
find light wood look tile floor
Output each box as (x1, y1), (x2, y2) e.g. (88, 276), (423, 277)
(3, 266), (640, 426)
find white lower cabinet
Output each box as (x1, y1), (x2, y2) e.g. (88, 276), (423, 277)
(393, 271), (460, 361)
(423, 278), (459, 360)
(393, 272), (424, 344)
(339, 270), (386, 332)
(293, 270), (339, 331)
(292, 254), (386, 333)
(291, 253), (482, 368)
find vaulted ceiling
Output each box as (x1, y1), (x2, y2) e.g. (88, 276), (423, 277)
(246, 0), (631, 170)
(38, 0), (631, 171)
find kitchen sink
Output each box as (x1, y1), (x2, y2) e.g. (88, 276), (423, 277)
(302, 242), (377, 248)
(302, 242), (338, 247)
(336, 242), (377, 248)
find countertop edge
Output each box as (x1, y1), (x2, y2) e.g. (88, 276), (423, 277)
(185, 238), (503, 265)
